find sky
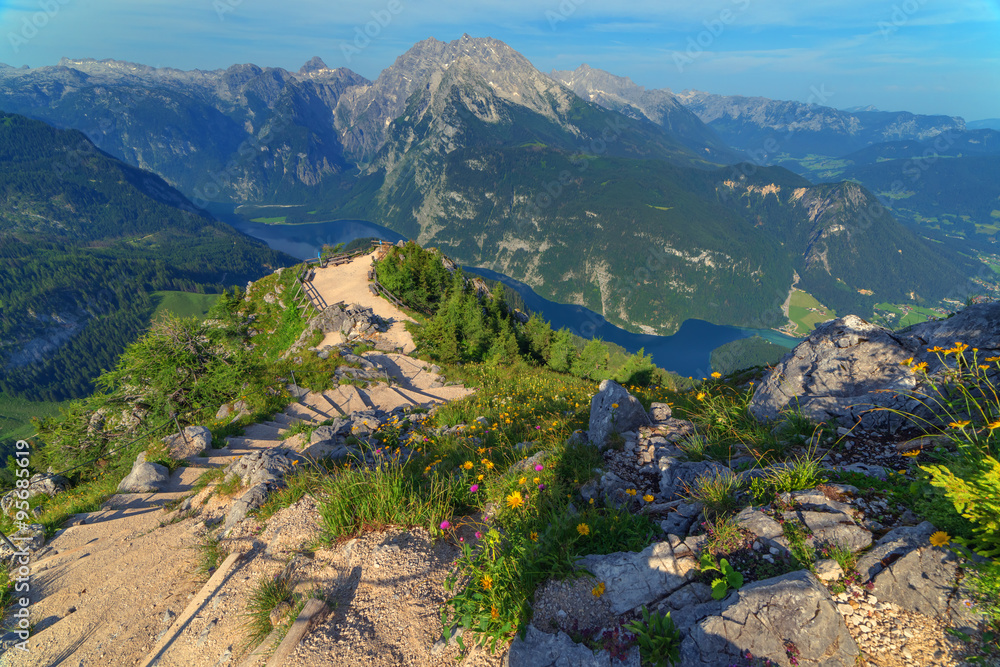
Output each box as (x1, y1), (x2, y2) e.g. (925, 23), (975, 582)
(0, 0), (997, 120)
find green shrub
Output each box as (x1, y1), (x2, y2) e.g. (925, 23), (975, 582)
(921, 456), (1000, 558)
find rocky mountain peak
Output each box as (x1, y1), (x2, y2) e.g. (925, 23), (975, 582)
(299, 56), (329, 74)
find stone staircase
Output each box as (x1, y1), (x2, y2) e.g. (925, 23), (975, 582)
(7, 352), (472, 667)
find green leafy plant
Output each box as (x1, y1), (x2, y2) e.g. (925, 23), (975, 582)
(698, 552), (744, 599)
(624, 606), (681, 667)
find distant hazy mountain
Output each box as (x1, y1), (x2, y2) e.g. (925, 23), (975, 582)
(0, 112), (292, 400)
(674, 91), (965, 159)
(968, 118), (1000, 131)
(549, 64), (740, 161)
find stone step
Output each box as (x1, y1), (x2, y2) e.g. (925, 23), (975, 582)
(300, 391), (345, 418)
(284, 402), (329, 424)
(224, 437), (284, 451)
(241, 423), (284, 440)
(270, 412), (300, 427)
(323, 385), (370, 414)
(259, 421), (291, 434)
(363, 384), (416, 412)
(389, 385), (447, 409)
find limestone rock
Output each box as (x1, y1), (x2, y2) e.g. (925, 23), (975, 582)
(163, 425), (212, 460)
(658, 458), (728, 501)
(857, 522), (982, 634)
(673, 570), (860, 667)
(506, 624), (638, 667)
(0, 523), (45, 561)
(648, 402), (672, 423)
(749, 305), (1000, 431)
(588, 380), (650, 447)
(1, 473), (68, 515)
(575, 541), (697, 615)
(117, 452), (169, 493)
(813, 559), (844, 582)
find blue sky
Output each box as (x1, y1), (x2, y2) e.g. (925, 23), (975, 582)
(0, 0), (997, 120)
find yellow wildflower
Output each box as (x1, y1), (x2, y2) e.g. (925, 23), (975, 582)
(643, 494), (655, 503)
(462, 461), (473, 470)
(696, 392), (706, 401)
(986, 356), (1000, 362)
(577, 523), (590, 536)
(506, 491), (524, 510)
(988, 420), (1000, 430)
(929, 531), (950, 547)
(491, 606), (500, 620)
(592, 582), (606, 598)
(711, 372), (722, 379)
(530, 531), (538, 542)
(949, 420), (972, 429)
(482, 575), (493, 590)
(625, 488), (637, 496)
(901, 449), (920, 457)
(927, 346), (944, 353)
(485, 461), (495, 470)
(911, 362), (929, 373)
(519, 476), (527, 485)
(900, 357), (914, 366)
(611, 403), (619, 409)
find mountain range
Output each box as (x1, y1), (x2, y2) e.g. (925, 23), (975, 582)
(0, 35), (992, 342)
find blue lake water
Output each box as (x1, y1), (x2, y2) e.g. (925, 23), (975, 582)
(230, 217), (799, 377)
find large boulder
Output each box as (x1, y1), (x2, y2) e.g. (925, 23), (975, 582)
(588, 380), (650, 447)
(855, 522), (982, 634)
(749, 305), (1000, 431)
(163, 425), (212, 460)
(506, 625), (638, 667)
(117, 452), (170, 493)
(221, 449), (298, 535)
(673, 570), (860, 667)
(575, 541), (698, 616)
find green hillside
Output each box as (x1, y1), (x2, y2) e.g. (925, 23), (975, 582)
(0, 112), (295, 401)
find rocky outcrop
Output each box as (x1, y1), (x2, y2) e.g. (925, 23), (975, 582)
(506, 625), (638, 667)
(117, 452), (169, 493)
(0, 473), (68, 515)
(749, 305), (1000, 431)
(221, 449), (298, 535)
(855, 522), (983, 634)
(0, 523), (46, 562)
(673, 570), (861, 667)
(576, 542), (699, 616)
(588, 380), (650, 447)
(162, 425), (212, 460)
